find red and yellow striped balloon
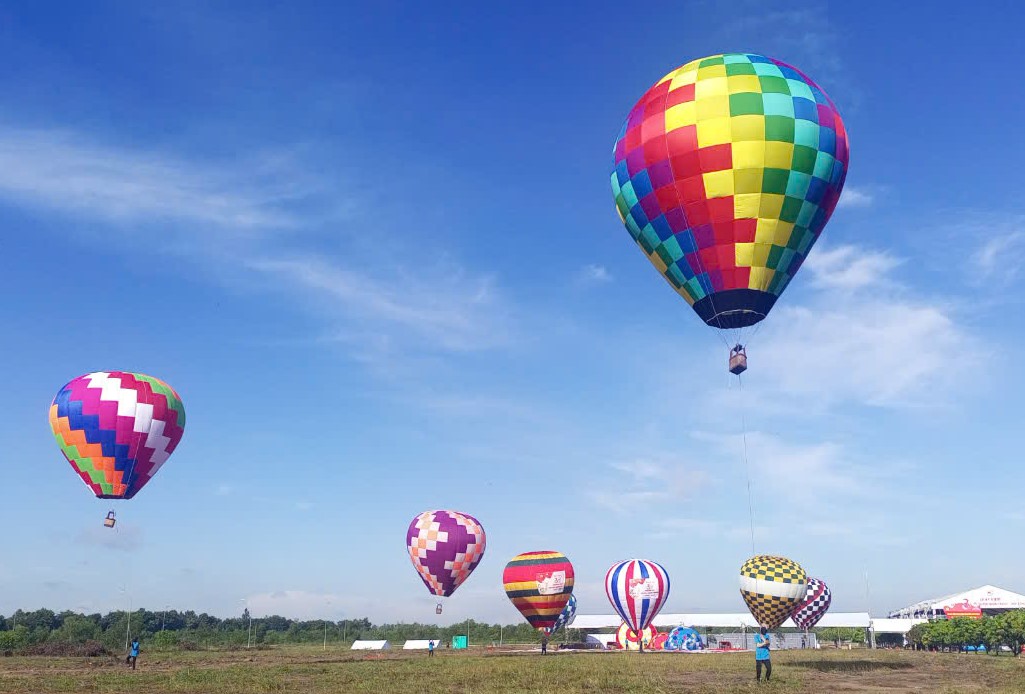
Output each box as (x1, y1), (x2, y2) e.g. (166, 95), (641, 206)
(502, 551), (575, 631)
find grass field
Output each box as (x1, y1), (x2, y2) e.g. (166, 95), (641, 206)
(1, 646), (1023, 693)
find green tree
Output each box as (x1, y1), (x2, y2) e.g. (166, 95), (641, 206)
(50, 615), (100, 643)
(0, 626), (29, 652)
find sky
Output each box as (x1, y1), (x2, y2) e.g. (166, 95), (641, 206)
(2, 0), (1025, 625)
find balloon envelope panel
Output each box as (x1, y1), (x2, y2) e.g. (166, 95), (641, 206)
(49, 371), (186, 500)
(406, 510), (486, 597)
(611, 53), (849, 329)
(503, 551), (575, 631)
(739, 554), (807, 629)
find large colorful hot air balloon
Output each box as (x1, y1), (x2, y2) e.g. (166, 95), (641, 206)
(605, 559), (670, 647)
(503, 551), (575, 632)
(547, 594), (577, 636)
(790, 576), (832, 630)
(49, 372), (186, 510)
(739, 555), (807, 629)
(406, 510), (486, 612)
(611, 52), (849, 345)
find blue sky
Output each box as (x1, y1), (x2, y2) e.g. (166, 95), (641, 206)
(2, 1), (1025, 624)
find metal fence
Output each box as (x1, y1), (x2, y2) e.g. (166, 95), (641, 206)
(703, 631), (819, 650)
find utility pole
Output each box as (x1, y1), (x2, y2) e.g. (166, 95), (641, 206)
(324, 599), (332, 651)
(120, 586), (132, 652)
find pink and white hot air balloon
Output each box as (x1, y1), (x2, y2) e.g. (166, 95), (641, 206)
(406, 510), (486, 613)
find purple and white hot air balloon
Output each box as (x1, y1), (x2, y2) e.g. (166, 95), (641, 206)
(406, 510), (486, 613)
(790, 577), (832, 630)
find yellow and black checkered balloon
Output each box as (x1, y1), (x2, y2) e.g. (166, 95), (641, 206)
(739, 555), (807, 629)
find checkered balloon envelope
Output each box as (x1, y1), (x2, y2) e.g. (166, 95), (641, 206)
(611, 53), (849, 333)
(790, 576), (832, 630)
(739, 554), (808, 629)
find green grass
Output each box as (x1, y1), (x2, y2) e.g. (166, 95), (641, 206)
(0, 646), (1023, 693)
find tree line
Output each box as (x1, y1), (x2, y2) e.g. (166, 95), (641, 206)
(0, 607), (576, 652)
(907, 613), (1025, 654)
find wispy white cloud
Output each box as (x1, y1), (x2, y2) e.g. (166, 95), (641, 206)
(0, 126), (308, 231)
(574, 263), (612, 286)
(694, 431), (876, 504)
(247, 255), (513, 353)
(972, 228), (1025, 280)
(0, 124), (519, 363)
(587, 456), (712, 515)
(806, 245), (901, 291)
(837, 186), (874, 209)
(755, 243), (986, 409)
(756, 300), (982, 408)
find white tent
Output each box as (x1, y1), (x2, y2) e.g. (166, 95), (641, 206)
(402, 640), (440, 650)
(351, 640), (391, 650)
(584, 633), (616, 648)
(888, 585), (1025, 619)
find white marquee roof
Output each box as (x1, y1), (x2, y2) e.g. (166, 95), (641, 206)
(888, 585), (1025, 617)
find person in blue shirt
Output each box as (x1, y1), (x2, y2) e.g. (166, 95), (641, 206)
(428, 640), (435, 658)
(754, 626), (771, 682)
(126, 637), (140, 670)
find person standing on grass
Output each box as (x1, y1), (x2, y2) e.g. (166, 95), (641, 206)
(754, 626), (771, 683)
(428, 640), (435, 658)
(541, 632), (548, 655)
(126, 637), (140, 670)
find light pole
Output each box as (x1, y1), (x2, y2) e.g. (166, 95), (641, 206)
(239, 599), (253, 649)
(323, 599), (331, 651)
(161, 605), (170, 632)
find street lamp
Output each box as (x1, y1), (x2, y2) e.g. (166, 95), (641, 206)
(161, 604), (170, 631)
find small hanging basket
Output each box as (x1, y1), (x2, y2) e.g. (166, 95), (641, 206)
(729, 345), (747, 375)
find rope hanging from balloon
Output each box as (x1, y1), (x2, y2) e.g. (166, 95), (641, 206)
(736, 371), (756, 556)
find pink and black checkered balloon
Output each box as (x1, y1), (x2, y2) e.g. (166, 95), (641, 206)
(790, 576), (831, 630)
